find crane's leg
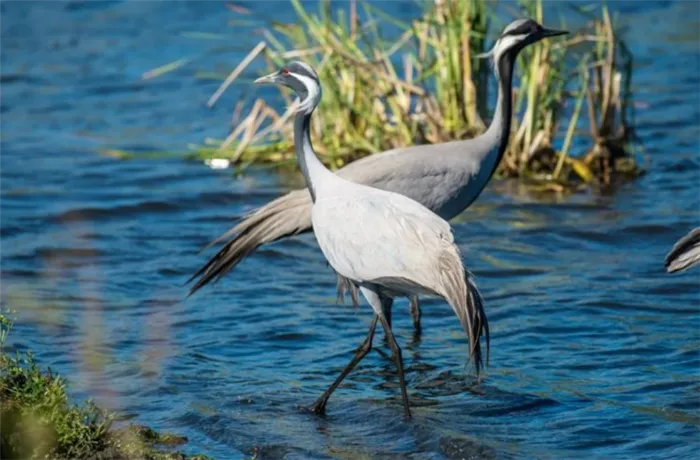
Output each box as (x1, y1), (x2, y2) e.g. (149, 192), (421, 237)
(360, 286), (412, 418)
(335, 273), (423, 333)
(383, 297), (393, 329)
(383, 297), (424, 333)
(309, 315), (378, 415)
(378, 314), (412, 418)
(409, 296), (422, 334)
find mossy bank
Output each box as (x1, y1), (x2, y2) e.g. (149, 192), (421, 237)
(0, 313), (212, 460)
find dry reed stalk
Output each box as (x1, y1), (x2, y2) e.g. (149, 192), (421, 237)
(137, 0), (640, 189)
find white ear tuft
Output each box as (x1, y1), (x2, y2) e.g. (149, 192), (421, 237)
(294, 74), (322, 114)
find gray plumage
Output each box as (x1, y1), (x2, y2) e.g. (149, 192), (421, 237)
(189, 19), (565, 316)
(188, 19), (568, 319)
(187, 125), (500, 297)
(253, 60), (489, 416)
(665, 227), (700, 273)
(310, 175), (488, 362)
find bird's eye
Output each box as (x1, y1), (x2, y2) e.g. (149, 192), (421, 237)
(281, 68), (290, 75)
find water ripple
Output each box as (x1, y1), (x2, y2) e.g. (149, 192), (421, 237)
(1, 1), (699, 459)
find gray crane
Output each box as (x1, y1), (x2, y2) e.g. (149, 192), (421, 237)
(254, 60), (487, 417)
(188, 19), (567, 331)
(665, 227), (700, 273)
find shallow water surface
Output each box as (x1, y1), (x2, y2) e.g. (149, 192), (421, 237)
(1, 1), (699, 459)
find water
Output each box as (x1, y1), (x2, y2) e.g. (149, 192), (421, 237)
(1, 1), (699, 459)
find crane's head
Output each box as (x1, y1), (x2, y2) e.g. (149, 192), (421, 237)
(255, 61), (321, 114)
(480, 18), (567, 63)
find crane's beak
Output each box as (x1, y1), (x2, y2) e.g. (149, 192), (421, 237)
(254, 71), (280, 85)
(541, 27), (568, 38)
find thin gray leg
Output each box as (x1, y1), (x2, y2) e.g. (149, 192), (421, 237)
(309, 315), (378, 415)
(360, 286), (412, 418)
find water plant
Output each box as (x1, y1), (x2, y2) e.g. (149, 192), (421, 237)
(170, 0), (642, 191)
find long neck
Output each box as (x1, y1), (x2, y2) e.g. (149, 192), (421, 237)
(478, 53), (515, 171)
(294, 110), (332, 203)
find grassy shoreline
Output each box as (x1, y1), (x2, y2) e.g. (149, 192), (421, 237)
(0, 313), (211, 460)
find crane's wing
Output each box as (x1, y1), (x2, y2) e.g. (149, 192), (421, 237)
(187, 189), (311, 295)
(188, 141), (481, 295)
(337, 142), (480, 216)
(313, 189), (489, 374)
(665, 227), (700, 273)
(311, 190), (454, 292)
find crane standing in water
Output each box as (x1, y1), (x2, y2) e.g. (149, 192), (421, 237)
(188, 19), (568, 332)
(254, 60), (487, 417)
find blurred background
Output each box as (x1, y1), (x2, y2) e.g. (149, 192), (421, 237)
(1, 1), (699, 459)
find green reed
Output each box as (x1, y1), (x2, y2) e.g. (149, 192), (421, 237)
(145, 0), (642, 190)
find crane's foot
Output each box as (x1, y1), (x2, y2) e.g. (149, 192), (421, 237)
(306, 399), (327, 416)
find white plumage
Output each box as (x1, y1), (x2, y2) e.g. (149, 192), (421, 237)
(189, 19), (568, 338)
(253, 60), (488, 417)
(191, 18), (569, 417)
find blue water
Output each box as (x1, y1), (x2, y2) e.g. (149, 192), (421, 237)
(2, 1), (699, 459)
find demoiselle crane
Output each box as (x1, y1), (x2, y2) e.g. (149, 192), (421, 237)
(188, 19), (568, 331)
(254, 60), (486, 417)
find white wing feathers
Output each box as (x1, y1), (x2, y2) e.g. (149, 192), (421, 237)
(311, 183), (458, 294)
(311, 177), (487, 373)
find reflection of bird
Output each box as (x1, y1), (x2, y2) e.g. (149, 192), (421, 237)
(254, 60), (487, 417)
(188, 19), (568, 331)
(665, 227), (700, 273)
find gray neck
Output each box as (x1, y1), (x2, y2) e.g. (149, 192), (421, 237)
(294, 110), (332, 203)
(477, 52), (515, 178)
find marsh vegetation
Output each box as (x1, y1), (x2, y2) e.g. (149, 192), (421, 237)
(157, 0), (645, 192)
(0, 314), (210, 460)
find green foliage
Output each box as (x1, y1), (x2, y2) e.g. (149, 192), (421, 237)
(0, 353), (111, 458)
(144, 0), (643, 191)
(0, 313), (211, 460)
(0, 310), (14, 345)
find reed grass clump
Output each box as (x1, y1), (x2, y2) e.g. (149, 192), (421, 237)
(499, 1), (642, 190)
(157, 0), (642, 190)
